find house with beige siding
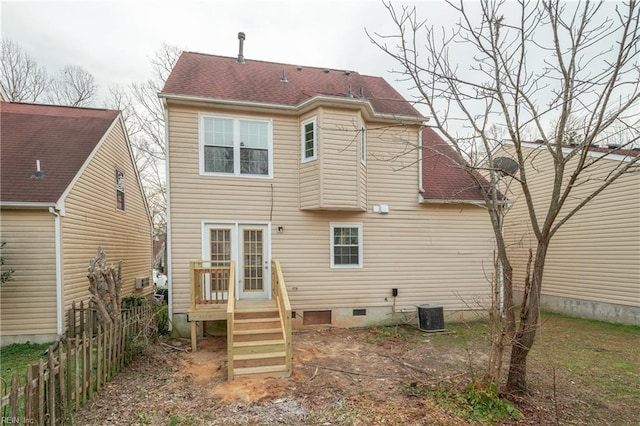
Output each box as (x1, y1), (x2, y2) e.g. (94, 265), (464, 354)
(0, 102), (153, 345)
(502, 142), (640, 325)
(160, 46), (496, 378)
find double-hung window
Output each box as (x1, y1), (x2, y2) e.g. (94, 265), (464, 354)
(301, 117), (317, 162)
(115, 169), (125, 211)
(360, 125), (366, 164)
(201, 115), (272, 177)
(330, 223), (363, 268)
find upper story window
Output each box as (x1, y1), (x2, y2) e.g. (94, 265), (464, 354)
(115, 169), (125, 210)
(330, 223), (363, 268)
(360, 125), (366, 164)
(301, 117), (317, 163)
(201, 114), (273, 177)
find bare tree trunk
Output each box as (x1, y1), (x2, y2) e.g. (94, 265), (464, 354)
(87, 248), (123, 326)
(507, 243), (547, 393)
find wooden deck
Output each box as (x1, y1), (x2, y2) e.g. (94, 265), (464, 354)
(188, 260), (292, 379)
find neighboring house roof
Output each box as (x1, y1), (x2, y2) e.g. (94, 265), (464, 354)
(161, 52), (423, 119)
(0, 102), (119, 204)
(421, 127), (488, 203)
(513, 140), (640, 163)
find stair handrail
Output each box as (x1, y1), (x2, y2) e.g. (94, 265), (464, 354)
(272, 260), (292, 375)
(226, 261), (236, 379)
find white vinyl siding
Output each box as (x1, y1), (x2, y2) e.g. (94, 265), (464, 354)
(503, 144), (640, 314)
(200, 114), (273, 177)
(330, 223), (363, 268)
(167, 104), (495, 315)
(0, 210), (57, 341)
(62, 118), (153, 313)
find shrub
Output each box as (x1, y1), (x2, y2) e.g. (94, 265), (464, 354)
(154, 303), (169, 335)
(121, 294), (147, 308)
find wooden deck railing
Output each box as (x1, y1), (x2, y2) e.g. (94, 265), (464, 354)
(189, 260), (232, 309)
(189, 261), (234, 352)
(272, 260), (293, 375)
(226, 265), (236, 379)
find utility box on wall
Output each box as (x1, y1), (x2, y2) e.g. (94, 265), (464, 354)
(135, 276), (150, 289)
(417, 304), (445, 332)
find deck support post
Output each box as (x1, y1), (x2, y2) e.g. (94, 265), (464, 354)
(190, 320), (197, 352)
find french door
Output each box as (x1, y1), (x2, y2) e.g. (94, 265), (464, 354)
(204, 223), (270, 300)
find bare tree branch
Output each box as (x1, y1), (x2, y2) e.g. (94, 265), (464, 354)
(107, 43), (182, 240)
(0, 39), (49, 102)
(48, 64), (97, 107)
(371, 0), (640, 394)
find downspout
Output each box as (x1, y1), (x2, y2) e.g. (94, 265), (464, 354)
(498, 199), (514, 317)
(418, 126), (425, 193)
(162, 97), (173, 330)
(49, 206), (64, 335)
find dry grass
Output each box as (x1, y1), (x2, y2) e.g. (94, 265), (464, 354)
(71, 312), (639, 425)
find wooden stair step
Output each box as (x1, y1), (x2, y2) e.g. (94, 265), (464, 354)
(233, 328), (282, 335)
(235, 303), (278, 313)
(234, 312), (280, 321)
(233, 365), (289, 378)
(234, 320), (282, 331)
(233, 339), (285, 348)
(233, 351), (287, 369)
(234, 317), (280, 324)
(233, 351), (287, 361)
(232, 340), (285, 355)
(235, 305), (278, 311)
(234, 332), (284, 343)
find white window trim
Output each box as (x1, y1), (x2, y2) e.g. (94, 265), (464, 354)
(360, 124), (367, 164)
(301, 116), (317, 163)
(330, 222), (363, 269)
(199, 113), (274, 178)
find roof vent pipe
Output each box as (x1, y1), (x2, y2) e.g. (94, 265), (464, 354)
(237, 32), (246, 64)
(32, 159), (44, 179)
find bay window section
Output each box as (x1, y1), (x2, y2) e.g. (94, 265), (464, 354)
(201, 115), (272, 177)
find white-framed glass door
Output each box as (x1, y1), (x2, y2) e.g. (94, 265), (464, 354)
(238, 224), (270, 300)
(203, 223), (270, 301)
(203, 225), (233, 302)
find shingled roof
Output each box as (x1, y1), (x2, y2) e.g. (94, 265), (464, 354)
(161, 52), (423, 119)
(0, 102), (119, 204)
(421, 128), (489, 203)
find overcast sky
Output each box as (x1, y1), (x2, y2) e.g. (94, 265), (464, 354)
(1, 0), (461, 110)
(3, 0), (636, 140)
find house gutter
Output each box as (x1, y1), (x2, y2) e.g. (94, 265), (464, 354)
(162, 97), (174, 330)
(418, 194), (486, 206)
(418, 126), (425, 193)
(0, 202), (56, 209)
(159, 92), (426, 125)
(504, 140), (637, 163)
(49, 206), (64, 335)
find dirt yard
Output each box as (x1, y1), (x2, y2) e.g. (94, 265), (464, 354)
(72, 315), (639, 425)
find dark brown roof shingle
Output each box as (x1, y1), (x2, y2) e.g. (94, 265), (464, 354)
(161, 52), (422, 118)
(0, 102), (119, 204)
(421, 128), (488, 202)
